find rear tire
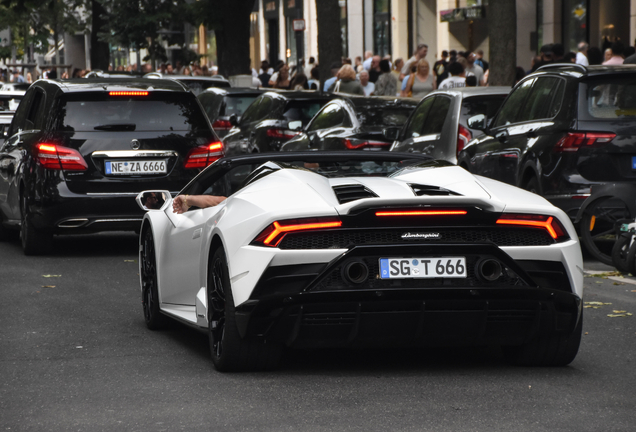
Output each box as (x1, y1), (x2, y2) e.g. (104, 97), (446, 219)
(20, 196), (53, 256)
(523, 177), (540, 195)
(208, 247), (281, 372)
(503, 312), (583, 366)
(627, 241), (636, 276)
(612, 232), (633, 273)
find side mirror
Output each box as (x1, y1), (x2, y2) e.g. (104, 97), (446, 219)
(288, 120), (303, 132)
(229, 114), (238, 127)
(136, 190), (171, 211)
(467, 114), (487, 131)
(383, 127), (401, 141)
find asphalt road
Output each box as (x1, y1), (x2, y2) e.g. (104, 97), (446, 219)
(1, 232), (635, 432)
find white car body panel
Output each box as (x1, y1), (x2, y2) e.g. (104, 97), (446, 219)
(140, 160), (584, 330)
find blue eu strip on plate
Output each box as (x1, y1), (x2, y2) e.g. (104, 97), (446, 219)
(632, 156), (636, 170)
(105, 161), (112, 174)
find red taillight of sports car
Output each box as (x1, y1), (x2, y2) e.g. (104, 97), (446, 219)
(376, 210), (467, 217)
(184, 142), (224, 169)
(253, 217), (342, 247)
(36, 143), (88, 171)
(496, 213), (568, 240)
(553, 132), (615, 152)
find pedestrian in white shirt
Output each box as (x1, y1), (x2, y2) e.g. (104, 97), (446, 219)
(438, 62), (466, 90)
(576, 41), (589, 66)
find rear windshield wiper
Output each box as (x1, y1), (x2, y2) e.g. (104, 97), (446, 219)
(94, 123), (136, 131)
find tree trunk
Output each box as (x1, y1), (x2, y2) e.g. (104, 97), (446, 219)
(214, 0), (255, 77)
(91, 0), (110, 70)
(487, 0), (516, 86)
(316, 0), (343, 91)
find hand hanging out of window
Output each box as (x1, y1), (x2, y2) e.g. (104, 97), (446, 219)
(172, 194), (226, 214)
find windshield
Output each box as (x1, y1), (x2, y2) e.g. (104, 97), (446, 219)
(580, 75), (636, 120)
(356, 106), (414, 127)
(55, 92), (210, 132)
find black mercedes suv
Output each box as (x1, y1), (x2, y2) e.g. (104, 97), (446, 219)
(0, 79), (222, 254)
(458, 64), (636, 220)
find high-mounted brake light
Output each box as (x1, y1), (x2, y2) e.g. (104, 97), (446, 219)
(109, 91), (149, 96)
(253, 217), (342, 247)
(496, 213), (568, 240)
(184, 141), (224, 169)
(343, 138), (390, 150)
(36, 143), (88, 171)
(376, 210), (467, 217)
(554, 132), (615, 152)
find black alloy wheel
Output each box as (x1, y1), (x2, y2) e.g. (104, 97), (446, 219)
(580, 197), (632, 266)
(524, 177), (540, 195)
(208, 247), (282, 372)
(20, 195), (53, 256)
(141, 227), (168, 329)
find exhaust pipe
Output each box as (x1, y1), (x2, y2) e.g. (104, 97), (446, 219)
(57, 218), (89, 228)
(342, 261), (369, 285)
(477, 259), (503, 282)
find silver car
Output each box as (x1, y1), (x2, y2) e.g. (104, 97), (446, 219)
(389, 87), (510, 163)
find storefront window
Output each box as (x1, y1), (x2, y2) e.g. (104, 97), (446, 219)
(374, 0), (391, 57)
(563, 0), (588, 52)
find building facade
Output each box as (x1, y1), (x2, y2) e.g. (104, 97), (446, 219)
(250, 0), (636, 72)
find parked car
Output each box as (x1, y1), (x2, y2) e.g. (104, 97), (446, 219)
(84, 70), (144, 79)
(144, 73), (231, 95)
(222, 91), (337, 154)
(197, 87), (268, 138)
(458, 64), (636, 220)
(0, 78), (222, 255)
(389, 87), (510, 162)
(137, 151), (583, 371)
(281, 96), (417, 151)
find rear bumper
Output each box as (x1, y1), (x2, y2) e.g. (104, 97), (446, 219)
(235, 243), (582, 348)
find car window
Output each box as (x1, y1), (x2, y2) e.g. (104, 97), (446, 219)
(53, 92), (210, 132)
(197, 93), (223, 119)
(580, 75), (636, 119)
(421, 96), (451, 135)
(282, 100), (325, 123)
(356, 106), (414, 127)
(547, 79), (566, 118)
(404, 96), (434, 138)
(239, 97), (263, 125)
(0, 95), (23, 112)
(8, 88), (34, 136)
(517, 77), (561, 122)
(201, 164), (258, 197)
(460, 95), (506, 123)
(222, 95), (260, 117)
(255, 97), (273, 120)
(307, 103), (345, 131)
(25, 88), (45, 130)
(494, 78), (535, 127)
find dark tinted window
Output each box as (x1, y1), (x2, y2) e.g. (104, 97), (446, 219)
(421, 96), (451, 135)
(8, 88), (34, 135)
(580, 75), (636, 119)
(494, 78), (535, 127)
(547, 79), (566, 118)
(25, 89), (45, 130)
(356, 106), (414, 127)
(197, 93), (223, 119)
(222, 95), (260, 117)
(54, 92), (209, 132)
(307, 103), (345, 131)
(282, 100), (325, 123)
(404, 96), (434, 138)
(517, 77), (561, 122)
(460, 95), (506, 123)
(255, 97), (273, 119)
(240, 96), (263, 124)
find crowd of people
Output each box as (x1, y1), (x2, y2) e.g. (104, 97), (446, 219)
(4, 38), (636, 94)
(252, 44), (492, 99)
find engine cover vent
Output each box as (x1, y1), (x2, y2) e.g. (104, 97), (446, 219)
(409, 184), (462, 196)
(333, 184), (378, 204)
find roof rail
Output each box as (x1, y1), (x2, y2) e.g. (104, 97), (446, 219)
(535, 63), (587, 73)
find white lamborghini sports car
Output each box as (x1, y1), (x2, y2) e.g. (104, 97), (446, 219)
(136, 152), (584, 371)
